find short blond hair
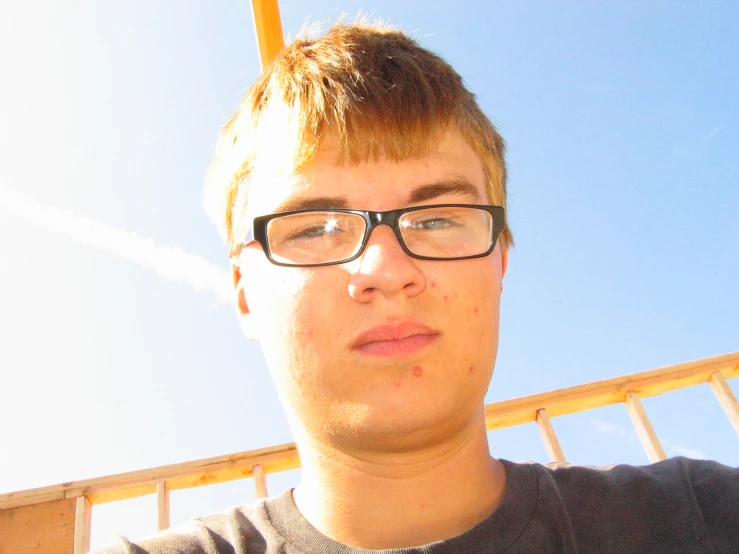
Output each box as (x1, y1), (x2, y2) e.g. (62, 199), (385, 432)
(204, 22), (512, 256)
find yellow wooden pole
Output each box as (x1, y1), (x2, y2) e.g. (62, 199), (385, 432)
(253, 464), (269, 499)
(73, 496), (92, 554)
(624, 391), (667, 462)
(156, 481), (170, 531)
(250, 0), (285, 68)
(709, 371), (739, 436)
(535, 408), (567, 463)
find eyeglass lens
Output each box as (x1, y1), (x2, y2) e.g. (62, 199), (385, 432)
(266, 206), (494, 265)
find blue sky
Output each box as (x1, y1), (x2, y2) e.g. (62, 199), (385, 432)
(1, 1), (737, 548)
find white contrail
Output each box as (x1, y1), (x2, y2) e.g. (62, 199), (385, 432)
(0, 188), (233, 304)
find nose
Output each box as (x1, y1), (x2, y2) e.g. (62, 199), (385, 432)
(347, 224), (426, 303)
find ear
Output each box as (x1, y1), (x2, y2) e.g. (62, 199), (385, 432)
(232, 261), (261, 342)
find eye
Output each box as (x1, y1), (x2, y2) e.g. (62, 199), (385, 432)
(406, 214), (462, 230)
(288, 225), (324, 240)
(286, 219), (344, 241)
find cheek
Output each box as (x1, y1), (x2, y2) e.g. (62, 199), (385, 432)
(428, 259), (502, 378)
(471, 281), (502, 344)
(246, 265), (344, 378)
(431, 259), (501, 320)
(244, 260), (308, 342)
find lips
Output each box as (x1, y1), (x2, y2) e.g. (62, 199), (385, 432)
(351, 321), (438, 357)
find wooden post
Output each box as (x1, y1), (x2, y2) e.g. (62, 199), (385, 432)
(73, 496), (92, 554)
(157, 481), (170, 531)
(535, 408), (567, 462)
(250, 0), (285, 68)
(624, 390), (667, 462)
(253, 464), (268, 499)
(709, 371), (739, 436)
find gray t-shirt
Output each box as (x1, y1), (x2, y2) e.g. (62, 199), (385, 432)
(95, 457), (738, 553)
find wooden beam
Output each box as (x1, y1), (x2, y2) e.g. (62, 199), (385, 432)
(0, 490), (65, 511)
(485, 351), (739, 431)
(0, 442), (300, 510)
(250, 0), (285, 68)
(73, 495), (92, 554)
(536, 408), (567, 463)
(709, 371), (739, 436)
(157, 481), (170, 531)
(253, 464), (268, 499)
(624, 391), (667, 463)
(83, 444), (300, 505)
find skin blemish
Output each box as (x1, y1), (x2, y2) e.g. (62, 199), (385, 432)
(474, 307), (478, 314)
(443, 295), (448, 302)
(412, 366), (423, 377)
(431, 281), (437, 288)
(469, 366), (474, 373)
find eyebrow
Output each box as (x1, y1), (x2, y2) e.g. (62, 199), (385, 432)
(273, 196), (350, 213)
(408, 178), (483, 203)
(272, 178), (483, 214)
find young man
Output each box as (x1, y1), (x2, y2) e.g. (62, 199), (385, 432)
(98, 22), (738, 553)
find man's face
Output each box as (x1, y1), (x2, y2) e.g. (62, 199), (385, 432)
(235, 129), (507, 453)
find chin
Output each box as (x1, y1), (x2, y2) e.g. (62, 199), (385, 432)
(310, 395), (481, 454)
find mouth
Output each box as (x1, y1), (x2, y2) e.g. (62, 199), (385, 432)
(351, 321), (439, 357)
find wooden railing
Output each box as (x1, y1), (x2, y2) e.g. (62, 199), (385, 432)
(484, 351), (739, 462)
(1, 351), (737, 553)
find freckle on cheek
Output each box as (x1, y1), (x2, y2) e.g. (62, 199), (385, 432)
(474, 307), (478, 314)
(469, 366), (474, 373)
(413, 366), (423, 377)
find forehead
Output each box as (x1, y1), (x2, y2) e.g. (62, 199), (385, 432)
(245, 129), (487, 218)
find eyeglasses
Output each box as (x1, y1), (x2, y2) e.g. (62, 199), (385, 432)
(249, 204), (506, 267)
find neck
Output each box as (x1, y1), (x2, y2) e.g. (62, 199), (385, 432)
(292, 413), (506, 550)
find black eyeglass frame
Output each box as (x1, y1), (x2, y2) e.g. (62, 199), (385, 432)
(250, 204), (506, 267)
